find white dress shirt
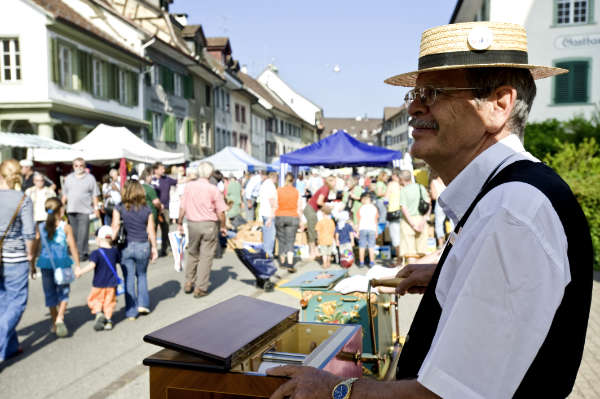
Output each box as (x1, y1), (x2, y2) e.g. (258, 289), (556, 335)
(419, 134), (571, 399)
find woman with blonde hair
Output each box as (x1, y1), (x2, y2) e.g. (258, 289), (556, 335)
(111, 181), (158, 319)
(0, 159), (34, 361)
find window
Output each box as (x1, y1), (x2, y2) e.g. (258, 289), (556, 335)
(59, 44), (73, 89)
(174, 73), (183, 97)
(240, 134), (248, 151)
(205, 85), (211, 106)
(1, 38), (21, 82)
(152, 65), (159, 85)
(241, 106), (246, 124)
(176, 117), (184, 143)
(226, 92), (230, 111)
(152, 113), (162, 141)
(235, 104), (240, 122)
(119, 69), (129, 105)
(554, 60), (590, 103)
(232, 131), (238, 147)
(92, 58), (105, 97)
(555, 0), (589, 24)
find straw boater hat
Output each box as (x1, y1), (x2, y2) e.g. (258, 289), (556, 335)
(384, 21), (567, 87)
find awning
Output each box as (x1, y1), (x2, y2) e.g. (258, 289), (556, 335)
(0, 132), (75, 150)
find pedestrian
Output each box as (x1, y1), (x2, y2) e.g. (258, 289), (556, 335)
(61, 157), (101, 261)
(267, 21), (593, 399)
(357, 192), (378, 267)
(343, 176), (363, 225)
(334, 210), (355, 258)
(0, 159), (34, 361)
(75, 225), (120, 331)
(275, 172), (300, 272)
(101, 169), (121, 227)
(150, 162), (177, 257)
(429, 170), (453, 248)
(398, 170), (430, 263)
(303, 175), (336, 260)
(314, 206), (335, 269)
(258, 172), (278, 257)
(385, 168), (403, 265)
(25, 172), (56, 225)
(111, 181), (158, 319)
(307, 169), (323, 195)
(177, 162), (227, 298)
(226, 174), (243, 226)
(140, 168), (161, 227)
(374, 170), (388, 224)
(243, 171), (263, 221)
(19, 159), (55, 192)
(33, 197), (80, 338)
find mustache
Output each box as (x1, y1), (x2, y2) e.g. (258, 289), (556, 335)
(409, 119), (439, 130)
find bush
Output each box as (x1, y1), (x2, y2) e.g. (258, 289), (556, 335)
(544, 139), (600, 269)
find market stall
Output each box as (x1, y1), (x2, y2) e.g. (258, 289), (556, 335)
(189, 146), (267, 174)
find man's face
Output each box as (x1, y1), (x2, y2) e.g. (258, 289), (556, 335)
(73, 160), (86, 175)
(33, 175), (44, 188)
(408, 70), (488, 167)
(155, 165), (165, 177)
(21, 166), (32, 176)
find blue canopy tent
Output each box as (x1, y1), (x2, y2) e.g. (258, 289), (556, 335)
(279, 130), (402, 183)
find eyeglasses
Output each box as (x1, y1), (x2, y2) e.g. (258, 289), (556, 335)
(404, 87), (479, 107)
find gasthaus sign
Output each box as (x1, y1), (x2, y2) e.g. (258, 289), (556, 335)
(555, 33), (600, 49)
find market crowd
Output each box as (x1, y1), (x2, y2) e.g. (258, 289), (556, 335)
(0, 155), (445, 362)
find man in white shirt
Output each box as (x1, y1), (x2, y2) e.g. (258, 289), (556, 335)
(267, 22), (592, 399)
(243, 171), (264, 221)
(258, 172), (278, 257)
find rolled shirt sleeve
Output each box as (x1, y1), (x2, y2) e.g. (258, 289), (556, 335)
(418, 186), (570, 399)
(20, 196), (35, 241)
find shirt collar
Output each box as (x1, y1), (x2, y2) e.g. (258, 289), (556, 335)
(438, 134), (529, 224)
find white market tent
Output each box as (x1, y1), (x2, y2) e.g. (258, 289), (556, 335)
(32, 124), (184, 165)
(0, 131), (75, 150)
(189, 146), (267, 172)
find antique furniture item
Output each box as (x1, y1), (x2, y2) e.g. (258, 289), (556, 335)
(143, 295), (362, 399)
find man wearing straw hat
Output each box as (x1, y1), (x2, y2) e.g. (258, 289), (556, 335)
(268, 21), (592, 399)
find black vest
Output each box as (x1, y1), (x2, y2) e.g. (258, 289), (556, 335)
(396, 160), (593, 398)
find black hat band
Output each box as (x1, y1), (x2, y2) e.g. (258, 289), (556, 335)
(418, 50), (529, 70)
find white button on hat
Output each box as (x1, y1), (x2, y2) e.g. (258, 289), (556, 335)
(468, 26), (494, 50)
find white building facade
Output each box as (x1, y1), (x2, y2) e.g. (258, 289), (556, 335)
(451, 0), (600, 122)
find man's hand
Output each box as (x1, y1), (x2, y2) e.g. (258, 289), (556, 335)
(177, 223), (184, 235)
(74, 266), (82, 278)
(265, 218), (273, 228)
(29, 265), (37, 279)
(267, 365), (342, 399)
(94, 209), (101, 220)
(395, 263), (437, 295)
(150, 246), (158, 262)
(220, 227), (228, 236)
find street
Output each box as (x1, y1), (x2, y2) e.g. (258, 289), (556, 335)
(1, 250), (599, 398)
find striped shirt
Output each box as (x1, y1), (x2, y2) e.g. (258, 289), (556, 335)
(0, 190), (34, 264)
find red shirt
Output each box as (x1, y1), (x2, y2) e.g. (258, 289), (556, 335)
(181, 178), (227, 222)
(308, 185), (330, 211)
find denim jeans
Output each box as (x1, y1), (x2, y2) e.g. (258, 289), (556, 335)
(0, 261), (29, 361)
(262, 217), (276, 257)
(120, 241), (150, 318)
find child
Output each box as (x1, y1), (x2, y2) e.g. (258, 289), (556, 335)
(357, 192), (379, 267)
(75, 225), (120, 331)
(335, 210), (355, 253)
(315, 206), (336, 269)
(33, 197), (80, 338)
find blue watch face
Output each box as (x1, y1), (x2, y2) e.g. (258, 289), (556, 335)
(333, 384), (349, 399)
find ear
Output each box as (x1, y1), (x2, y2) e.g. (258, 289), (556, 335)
(482, 86), (517, 134)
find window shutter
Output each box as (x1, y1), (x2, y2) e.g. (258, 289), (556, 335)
(78, 50), (92, 93)
(113, 65), (120, 101)
(146, 110), (153, 140)
(50, 38), (60, 83)
(131, 71), (139, 106)
(554, 61), (570, 103)
(183, 75), (194, 99)
(571, 61), (588, 102)
(72, 47), (81, 90)
(102, 61), (109, 99)
(167, 69), (174, 94)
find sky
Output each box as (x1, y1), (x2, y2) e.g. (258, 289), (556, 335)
(170, 0), (459, 120)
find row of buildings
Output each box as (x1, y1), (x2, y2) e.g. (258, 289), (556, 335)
(0, 0), (323, 163)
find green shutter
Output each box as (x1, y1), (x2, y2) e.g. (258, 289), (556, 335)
(554, 60), (589, 103)
(167, 70), (174, 94)
(183, 75), (194, 99)
(131, 71), (139, 106)
(102, 61), (109, 98)
(77, 50), (92, 93)
(50, 38), (60, 83)
(186, 119), (195, 144)
(164, 115), (176, 142)
(571, 61), (589, 102)
(72, 47), (80, 90)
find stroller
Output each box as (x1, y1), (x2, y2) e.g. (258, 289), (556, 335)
(231, 241), (277, 292)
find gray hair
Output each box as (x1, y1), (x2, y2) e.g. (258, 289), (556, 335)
(196, 162), (214, 179)
(464, 68), (536, 141)
(399, 170), (412, 182)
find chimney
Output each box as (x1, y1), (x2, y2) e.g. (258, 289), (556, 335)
(241, 65), (248, 74)
(173, 13), (188, 26)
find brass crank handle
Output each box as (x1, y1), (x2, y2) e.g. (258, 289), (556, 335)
(370, 278), (406, 288)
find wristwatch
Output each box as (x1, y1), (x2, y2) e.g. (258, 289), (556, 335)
(331, 377), (358, 399)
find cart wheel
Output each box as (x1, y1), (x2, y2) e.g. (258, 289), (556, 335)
(263, 281), (275, 292)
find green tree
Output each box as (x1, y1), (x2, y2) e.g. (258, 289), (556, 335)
(545, 139), (600, 269)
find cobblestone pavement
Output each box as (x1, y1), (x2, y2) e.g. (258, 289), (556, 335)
(569, 272), (600, 399)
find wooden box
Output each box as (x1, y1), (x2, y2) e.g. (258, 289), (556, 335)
(143, 296), (362, 399)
